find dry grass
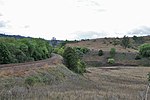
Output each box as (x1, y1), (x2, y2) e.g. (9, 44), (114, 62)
(1, 65), (150, 100)
(84, 66), (150, 100)
(66, 38), (138, 53)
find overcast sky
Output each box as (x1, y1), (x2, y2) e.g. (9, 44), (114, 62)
(0, 0), (150, 40)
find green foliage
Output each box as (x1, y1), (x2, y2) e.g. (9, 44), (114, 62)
(0, 42), (13, 64)
(63, 47), (86, 74)
(0, 37), (53, 64)
(135, 54), (141, 60)
(132, 35), (138, 41)
(25, 76), (41, 87)
(98, 50), (103, 56)
(113, 39), (120, 46)
(73, 47), (89, 54)
(53, 46), (64, 56)
(121, 35), (130, 49)
(73, 47), (89, 57)
(63, 47), (79, 70)
(108, 58), (115, 64)
(110, 48), (116, 58)
(75, 59), (86, 74)
(139, 43), (150, 57)
(132, 36), (144, 44)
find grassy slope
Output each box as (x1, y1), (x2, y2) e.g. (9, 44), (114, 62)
(66, 36), (150, 66)
(0, 54), (100, 100)
(0, 36), (150, 100)
(1, 65), (150, 100)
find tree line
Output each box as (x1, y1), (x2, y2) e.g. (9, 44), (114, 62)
(0, 37), (52, 64)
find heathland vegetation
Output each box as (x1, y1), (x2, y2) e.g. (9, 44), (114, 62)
(0, 34), (150, 100)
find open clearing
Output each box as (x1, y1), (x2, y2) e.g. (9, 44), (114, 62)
(1, 64), (150, 100)
(0, 53), (150, 100)
(83, 66), (150, 99)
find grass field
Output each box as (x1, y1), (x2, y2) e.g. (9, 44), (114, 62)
(0, 36), (150, 100)
(1, 65), (150, 100)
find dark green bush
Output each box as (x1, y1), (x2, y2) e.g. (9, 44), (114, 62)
(73, 47), (89, 57)
(121, 35), (130, 49)
(110, 48), (116, 58)
(98, 50), (103, 56)
(135, 54), (141, 60)
(0, 42), (13, 64)
(63, 47), (86, 74)
(73, 47), (89, 54)
(139, 43), (150, 57)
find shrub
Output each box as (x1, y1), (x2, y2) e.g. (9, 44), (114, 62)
(132, 36), (144, 44)
(108, 58), (115, 64)
(63, 47), (86, 74)
(53, 47), (64, 56)
(110, 48), (116, 58)
(74, 47), (89, 54)
(121, 35), (130, 49)
(73, 47), (89, 57)
(25, 76), (40, 87)
(139, 43), (150, 57)
(113, 40), (120, 46)
(98, 50), (103, 56)
(135, 54), (141, 60)
(76, 59), (86, 74)
(81, 47), (90, 54)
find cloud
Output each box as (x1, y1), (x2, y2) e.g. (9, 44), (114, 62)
(76, 0), (106, 12)
(128, 26), (150, 36)
(0, 21), (6, 28)
(0, 0), (4, 5)
(0, 13), (2, 16)
(24, 25), (30, 28)
(73, 31), (107, 40)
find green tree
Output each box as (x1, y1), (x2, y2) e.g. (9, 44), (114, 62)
(0, 42), (12, 64)
(0, 37), (53, 64)
(139, 43), (150, 57)
(132, 35), (144, 44)
(110, 48), (116, 58)
(63, 47), (78, 70)
(63, 47), (86, 74)
(121, 35), (130, 49)
(98, 50), (103, 56)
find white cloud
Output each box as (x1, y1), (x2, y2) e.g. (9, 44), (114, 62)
(0, 21), (6, 27)
(0, 0), (150, 40)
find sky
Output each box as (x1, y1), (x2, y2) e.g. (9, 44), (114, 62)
(0, 0), (150, 40)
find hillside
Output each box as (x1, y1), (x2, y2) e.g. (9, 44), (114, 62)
(0, 35), (150, 99)
(0, 54), (101, 99)
(0, 54), (150, 99)
(66, 36), (150, 66)
(67, 36), (150, 52)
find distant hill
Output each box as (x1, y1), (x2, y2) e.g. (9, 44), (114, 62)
(0, 33), (31, 39)
(66, 35), (150, 66)
(0, 33), (64, 46)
